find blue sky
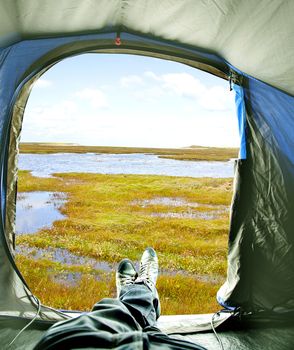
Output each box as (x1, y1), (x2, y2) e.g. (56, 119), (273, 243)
(22, 54), (239, 148)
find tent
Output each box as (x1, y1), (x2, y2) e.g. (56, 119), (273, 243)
(0, 0), (294, 348)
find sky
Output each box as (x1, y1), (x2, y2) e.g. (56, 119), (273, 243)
(22, 54), (240, 148)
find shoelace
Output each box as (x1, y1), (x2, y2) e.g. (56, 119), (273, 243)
(119, 274), (136, 286)
(139, 260), (157, 283)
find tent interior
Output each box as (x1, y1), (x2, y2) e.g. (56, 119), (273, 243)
(0, 1), (294, 349)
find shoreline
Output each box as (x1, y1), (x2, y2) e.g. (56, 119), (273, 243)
(19, 143), (238, 162)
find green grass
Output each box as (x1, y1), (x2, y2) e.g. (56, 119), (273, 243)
(19, 142), (238, 161)
(16, 170), (232, 314)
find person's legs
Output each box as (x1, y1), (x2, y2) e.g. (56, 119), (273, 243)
(119, 249), (207, 350)
(119, 283), (159, 329)
(34, 298), (143, 349)
(118, 248), (160, 329)
(34, 252), (159, 349)
(34, 248), (207, 349)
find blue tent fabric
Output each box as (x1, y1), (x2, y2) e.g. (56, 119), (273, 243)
(218, 75), (294, 311)
(233, 83), (246, 160)
(246, 78), (294, 169)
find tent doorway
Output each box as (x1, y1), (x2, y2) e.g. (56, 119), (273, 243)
(13, 53), (239, 315)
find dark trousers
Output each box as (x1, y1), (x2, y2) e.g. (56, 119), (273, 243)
(34, 283), (206, 349)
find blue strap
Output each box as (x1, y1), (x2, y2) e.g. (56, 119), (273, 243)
(233, 83), (247, 159)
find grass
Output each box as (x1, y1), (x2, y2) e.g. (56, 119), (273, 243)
(19, 142), (238, 161)
(15, 170), (232, 314)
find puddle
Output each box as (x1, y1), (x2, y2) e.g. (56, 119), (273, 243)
(131, 196), (228, 209)
(51, 271), (113, 286)
(132, 196), (229, 220)
(52, 272), (83, 286)
(16, 245), (114, 272)
(131, 197), (200, 208)
(16, 191), (67, 234)
(151, 209), (229, 220)
(50, 268), (223, 286)
(16, 245), (223, 285)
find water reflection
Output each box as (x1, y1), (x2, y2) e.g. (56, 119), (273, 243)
(131, 197), (201, 207)
(150, 210), (228, 220)
(18, 153), (234, 178)
(52, 272), (83, 286)
(16, 191), (66, 234)
(131, 196), (230, 220)
(16, 244), (224, 285)
(16, 245), (114, 271)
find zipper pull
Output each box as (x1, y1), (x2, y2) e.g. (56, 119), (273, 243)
(115, 31), (121, 46)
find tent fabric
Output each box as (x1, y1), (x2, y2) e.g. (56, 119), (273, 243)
(0, 0), (293, 345)
(218, 77), (294, 310)
(2, 317), (294, 350)
(0, 0), (293, 95)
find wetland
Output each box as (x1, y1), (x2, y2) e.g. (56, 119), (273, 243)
(15, 144), (235, 314)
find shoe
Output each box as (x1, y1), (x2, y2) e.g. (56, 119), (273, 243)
(116, 259), (137, 297)
(136, 247), (159, 291)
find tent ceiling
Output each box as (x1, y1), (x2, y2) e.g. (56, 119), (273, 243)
(0, 0), (293, 93)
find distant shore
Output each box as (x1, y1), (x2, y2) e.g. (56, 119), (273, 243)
(19, 143), (238, 162)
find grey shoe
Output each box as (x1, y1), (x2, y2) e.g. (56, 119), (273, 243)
(116, 259), (137, 297)
(136, 247), (159, 291)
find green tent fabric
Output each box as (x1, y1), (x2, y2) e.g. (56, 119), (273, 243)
(1, 0), (293, 94)
(0, 1), (294, 349)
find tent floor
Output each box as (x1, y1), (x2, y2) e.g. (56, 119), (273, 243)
(1, 314), (294, 349)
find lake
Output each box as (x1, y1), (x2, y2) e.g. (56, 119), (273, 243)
(18, 153), (235, 178)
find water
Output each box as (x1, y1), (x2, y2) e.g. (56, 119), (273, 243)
(18, 153), (234, 178)
(131, 197), (228, 209)
(16, 192), (229, 237)
(132, 197), (229, 220)
(16, 244), (224, 285)
(131, 197), (201, 207)
(15, 245), (114, 271)
(16, 192), (66, 234)
(150, 210), (228, 220)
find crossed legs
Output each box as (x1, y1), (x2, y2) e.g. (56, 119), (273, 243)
(34, 248), (206, 350)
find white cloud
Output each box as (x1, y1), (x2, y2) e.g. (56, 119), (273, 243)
(144, 71), (161, 81)
(22, 64), (238, 147)
(161, 73), (206, 97)
(75, 88), (108, 108)
(23, 100), (77, 127)
(134, 86), (164, 101)
(120, 75), (143, 87)
(22, 95), (239, 147)
(33, 79), (53, 89)
(143, 71), (234, 111)
(22, 98), (96, 143)
(198, 85), (233, 111)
